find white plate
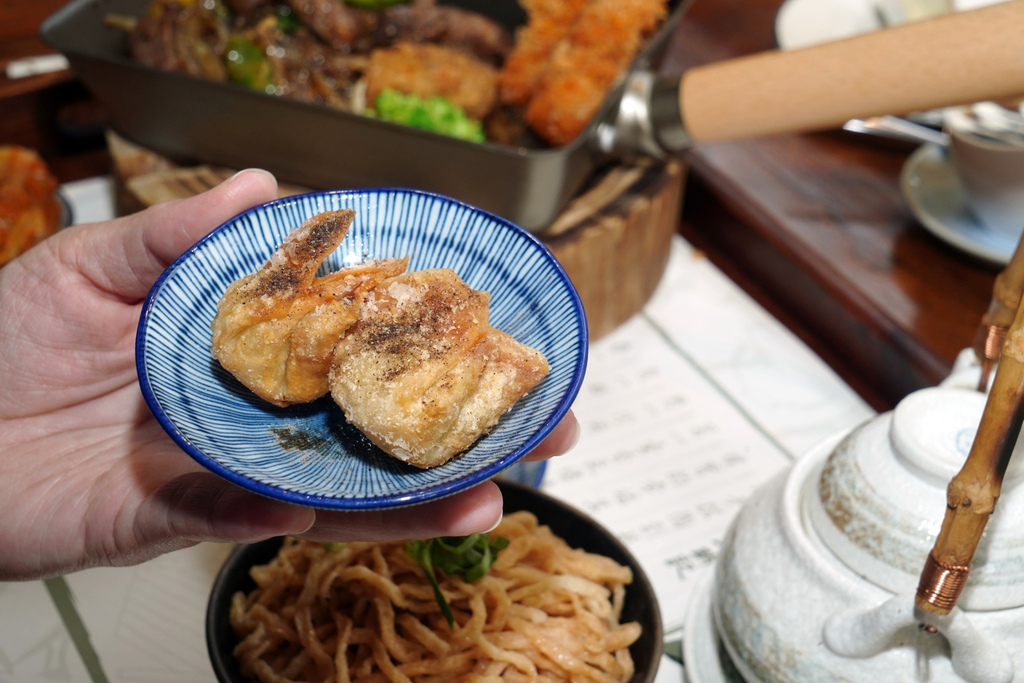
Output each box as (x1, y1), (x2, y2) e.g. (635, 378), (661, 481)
(900, 143), (1016, 265)
(681, 570), (744, 682)
(774, 0), (884, 49)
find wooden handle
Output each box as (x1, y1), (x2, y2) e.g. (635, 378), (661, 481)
(917, 289), (1024, 614)
(983, 237), (1024, 333)
(973, 231), (1024, 389)
(678, 1), (1024, 144)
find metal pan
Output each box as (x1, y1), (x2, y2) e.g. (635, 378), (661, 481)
(41, 0), (1024, 232)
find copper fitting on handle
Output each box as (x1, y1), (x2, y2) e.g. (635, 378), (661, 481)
(975, 323), (1008, 363)
(916, 552), (971, 615)
(974, 323), (1008, 391)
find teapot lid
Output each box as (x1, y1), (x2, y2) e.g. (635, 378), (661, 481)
(810, 386), (1024, 610)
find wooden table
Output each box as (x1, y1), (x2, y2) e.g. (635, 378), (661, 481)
(0, 0), (110, 182)
(3, 0), (999, 412)
(662, 0), (998, 411)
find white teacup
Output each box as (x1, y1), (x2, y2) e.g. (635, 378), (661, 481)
(946, 104), (1024, 239)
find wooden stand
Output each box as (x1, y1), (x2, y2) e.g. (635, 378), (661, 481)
(107, 131), (685, 341)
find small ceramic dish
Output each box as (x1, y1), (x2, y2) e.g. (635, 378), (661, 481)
(136, 188), (586, 510)
(205, 480), (664, 683)
(900, 143), (1015, 265)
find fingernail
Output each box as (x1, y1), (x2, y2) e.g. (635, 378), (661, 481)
(449, 507), (503, 536)
(226, 168), (277, 185)
(447, 488), (503, 536)
(568, 417), (581, 451)
(484, 511), (503, 533)
(293, 508), (316, 534)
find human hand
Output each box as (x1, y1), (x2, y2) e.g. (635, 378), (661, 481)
(0, 169), (579, 581)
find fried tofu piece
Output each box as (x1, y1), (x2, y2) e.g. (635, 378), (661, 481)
(363, 41), (498, 120)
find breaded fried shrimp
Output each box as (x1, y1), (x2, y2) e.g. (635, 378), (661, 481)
(524, 0), (668, 146)
(497, 0), (591, 107)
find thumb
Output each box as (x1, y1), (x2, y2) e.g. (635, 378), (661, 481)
(70, 169), (279, 301)
(141, 168), (279, 267)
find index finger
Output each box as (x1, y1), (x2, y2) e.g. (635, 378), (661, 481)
(521, 410), (579, 462)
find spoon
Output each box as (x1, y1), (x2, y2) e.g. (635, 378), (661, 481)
(843, 114), (949, 146)
(946, 104), (1024, 147)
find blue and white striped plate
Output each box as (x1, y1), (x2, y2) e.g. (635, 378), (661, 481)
(136, 188), (587, 510)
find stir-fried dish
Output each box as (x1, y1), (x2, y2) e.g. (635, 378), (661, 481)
(115, 0), (668, 146)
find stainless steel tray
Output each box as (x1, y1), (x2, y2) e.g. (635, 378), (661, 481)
(41, 0), (688, 232)
(44, 0), (1024, 231)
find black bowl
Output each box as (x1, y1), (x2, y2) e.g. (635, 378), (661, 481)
(206, 479), (664, 682)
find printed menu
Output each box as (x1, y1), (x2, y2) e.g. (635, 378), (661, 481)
(542, 315), (795, 634)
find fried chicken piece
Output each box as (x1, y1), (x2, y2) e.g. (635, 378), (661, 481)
(329, 269), (550, 469)
(363, 42), (498, 120)
(524, 0), (668, 146)
(497, 0), (591, 107)
(211, 209), (408, 407)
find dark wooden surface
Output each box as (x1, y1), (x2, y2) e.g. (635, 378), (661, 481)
(2, 0), (999, 411)
(662, 0), (997, 411)
(0, 0), (111, 181)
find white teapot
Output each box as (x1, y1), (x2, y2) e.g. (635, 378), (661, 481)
(683, 385), (1024, 683)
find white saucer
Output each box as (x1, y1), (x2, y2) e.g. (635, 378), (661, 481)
(900, 143), (1016, 265)
(681, 570), (745, 683)
(774, 0), (884, 49)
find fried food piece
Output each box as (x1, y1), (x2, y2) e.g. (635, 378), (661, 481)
(211, 210), (548, 467)
(329, 269), (550, 469)
(497, 0), (590, 107)
(0, 146), (62, 267)
(524, 0), (668, 146)
(363, 42), (498, 120)
(211, 209), (407, 407)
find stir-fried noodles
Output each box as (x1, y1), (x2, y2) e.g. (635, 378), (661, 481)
(230, 510), (642, 682)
